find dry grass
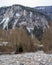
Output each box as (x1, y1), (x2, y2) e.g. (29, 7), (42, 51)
(41, 26), (52, 53)
(0, 26), (52, 54)
(0, 28), (39, 53)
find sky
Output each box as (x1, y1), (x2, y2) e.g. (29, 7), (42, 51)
(0, 0), (52, 7)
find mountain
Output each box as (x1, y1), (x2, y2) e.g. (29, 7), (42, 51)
(0, 5), (50, 39)
(35, 6), (52, 20)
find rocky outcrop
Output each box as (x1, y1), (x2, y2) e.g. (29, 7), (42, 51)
(0, 5), (49, 31)
(0, 5), (50, 40)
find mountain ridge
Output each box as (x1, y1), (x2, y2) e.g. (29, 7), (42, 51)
(0, 4), (49, 30)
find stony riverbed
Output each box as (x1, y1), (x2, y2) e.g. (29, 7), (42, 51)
(0, 51), (52, 65)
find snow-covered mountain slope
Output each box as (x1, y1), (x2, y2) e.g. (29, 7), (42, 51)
(0, 5), (49, 30)
(0, 5), (50, 39)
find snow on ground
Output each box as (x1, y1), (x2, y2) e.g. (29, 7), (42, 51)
(0, 51), (52, 65)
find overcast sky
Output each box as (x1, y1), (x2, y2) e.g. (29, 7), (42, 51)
(0, 0), (52, 7)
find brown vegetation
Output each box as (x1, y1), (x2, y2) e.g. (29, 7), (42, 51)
(0, 25), (52, 54)
(41, 25), (52, 53)
(0, 28), (40, 54)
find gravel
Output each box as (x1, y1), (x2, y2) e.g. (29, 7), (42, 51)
(0, 51), (52, 65)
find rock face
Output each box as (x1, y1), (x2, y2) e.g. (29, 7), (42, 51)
(0, 4), (50, 41)
(0, 51), (52, 65)
(0, 5), (49, 31)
